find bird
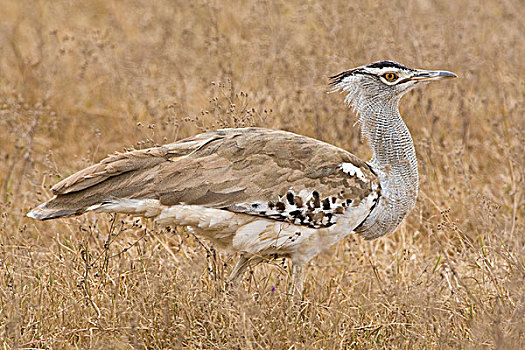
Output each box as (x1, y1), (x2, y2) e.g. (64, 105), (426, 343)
(27, 61), (456, 296)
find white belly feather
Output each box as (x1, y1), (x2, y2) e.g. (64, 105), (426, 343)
(90, 191), (377, 264)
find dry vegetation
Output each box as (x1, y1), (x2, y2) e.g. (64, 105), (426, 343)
(0, 0), (524, 348)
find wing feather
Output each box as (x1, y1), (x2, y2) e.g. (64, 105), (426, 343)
(34, 128), (380, 226)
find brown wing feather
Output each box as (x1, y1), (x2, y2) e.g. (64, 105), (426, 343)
(32, 128), (379, 222)
(51, 147), (170, 195)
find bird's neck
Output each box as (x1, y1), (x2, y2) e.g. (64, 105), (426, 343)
(353, 96), (419, 239)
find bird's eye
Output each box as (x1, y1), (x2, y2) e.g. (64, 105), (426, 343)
(383, 73), (398, 82)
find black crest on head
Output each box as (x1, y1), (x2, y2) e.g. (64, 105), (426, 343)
(329, 68), (358, 86)
(366, 60), (411, 70)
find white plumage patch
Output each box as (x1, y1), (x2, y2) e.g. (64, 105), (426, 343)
(339, 163), (369, 183)
(89, 199), (162, 217)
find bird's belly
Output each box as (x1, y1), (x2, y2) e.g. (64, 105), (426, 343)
(155, 204), (314, 255)
(153, 190), (377, 263)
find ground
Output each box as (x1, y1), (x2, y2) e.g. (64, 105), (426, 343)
(0, 0), (523, 348)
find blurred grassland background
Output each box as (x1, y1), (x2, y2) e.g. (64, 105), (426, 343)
(0, 0), (523, 348)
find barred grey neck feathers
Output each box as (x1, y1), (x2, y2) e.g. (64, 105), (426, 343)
(330, 60), (419, 239)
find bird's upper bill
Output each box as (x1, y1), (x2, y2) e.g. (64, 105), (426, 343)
(410, 69), (457, 81)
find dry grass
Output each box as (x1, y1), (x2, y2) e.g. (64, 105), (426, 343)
(1, 0), (524, 348)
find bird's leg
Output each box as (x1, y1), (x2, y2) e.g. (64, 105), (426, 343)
(289, 263), (305, 299)
(228, 254), (250, 287)
(227, 254), (265, 287)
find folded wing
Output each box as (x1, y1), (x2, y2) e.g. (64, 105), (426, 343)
(27, 128), (379, 228)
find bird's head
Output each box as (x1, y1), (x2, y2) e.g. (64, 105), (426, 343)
(330, 60), (457, 109)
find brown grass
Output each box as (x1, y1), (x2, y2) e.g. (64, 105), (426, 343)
(1, 0), (524, 348)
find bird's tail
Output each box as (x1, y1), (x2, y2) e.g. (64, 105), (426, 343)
(26, 196), (86, 220)
(27, 195), (163, 221)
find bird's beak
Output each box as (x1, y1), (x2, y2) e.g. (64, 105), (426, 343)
(411, 70), (457, 82)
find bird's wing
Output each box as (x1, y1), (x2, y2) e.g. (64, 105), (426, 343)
(37, 128), (379, 227)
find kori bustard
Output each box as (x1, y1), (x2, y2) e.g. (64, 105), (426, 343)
(27, 61), (456, 296)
